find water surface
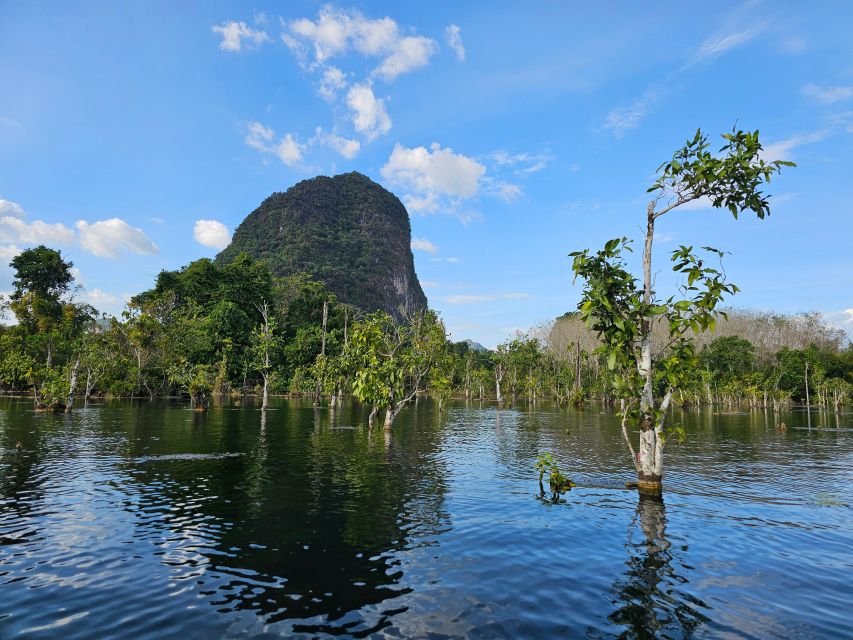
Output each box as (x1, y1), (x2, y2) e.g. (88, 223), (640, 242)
(1, 398), (851, 638)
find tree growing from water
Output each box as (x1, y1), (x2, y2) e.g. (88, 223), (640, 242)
(570, 128), (794, 495)
(348, 310), (448, 429)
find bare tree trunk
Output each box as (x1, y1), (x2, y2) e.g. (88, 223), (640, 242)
(257, 300), (272, 412)
(637, 202), (662, 496)
(384, 406), (396, 431)
(65, 356), (80, 413)
(368, 405), (378, 427)
(84, 367), (93, 405)
(495, 364), (504, 406)
(804, 361), (811, 429)
(315, 300), (328, 406)
(575, 341), (582, 390)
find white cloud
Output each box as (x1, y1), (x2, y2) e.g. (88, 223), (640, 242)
(0, 198), (25, 218)
(688, 27), (762, 67)
(603, 88), (665, 138)
(245, 121), (275, 151)
(761, 130), (828, 161)
(75, 219), (158, 259)
(283, 6), (437, 81)
(193, 219), (231, 250)
(318, 66), (347, 101)
(245, 122), (305, 167)
(489, 150), (551, 175)
(314, 127), (360, 158)
(441, 292), (529, 304)
(86, 288), (120, 305)
(411, 237), (439, 254)
(491, 181), (523, 202)
(0, 116), (21, 129)
(275, 133), (305, 166)
(445, 24), (465, 61)
(801, 84), (853, 104)
(0, 244), (21, 261)
(0, 215), (76, 245)
(381, 142), (485, 214)
(421, 280), (438, 289)
(212, 20), (270, 52)
(445, 257), (461, 263)
(822, 309), (853, 338)
(373, 35), (436, 81)
(346, 84), (391, 141)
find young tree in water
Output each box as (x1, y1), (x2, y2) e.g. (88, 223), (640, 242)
(570, 128), (794, 496)
(348, 310), (448, 430)
(252, 300), (278, 411)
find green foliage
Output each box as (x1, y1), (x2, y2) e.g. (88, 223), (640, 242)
(648, 128), (795, 219)
(535, 453), (575, 495)
(216, 172), (427, 319)
(10, 245), (74, 302)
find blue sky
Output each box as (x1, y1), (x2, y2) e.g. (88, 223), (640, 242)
(1, 1), (851, 346)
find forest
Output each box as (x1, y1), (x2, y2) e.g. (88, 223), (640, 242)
(1, 244), (850, 422)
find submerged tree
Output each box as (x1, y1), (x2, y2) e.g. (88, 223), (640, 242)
(348, 310), (448, 430)
(570, 128), (793, 495)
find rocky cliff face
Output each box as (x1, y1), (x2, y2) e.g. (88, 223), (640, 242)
(216, 172), (427, 319)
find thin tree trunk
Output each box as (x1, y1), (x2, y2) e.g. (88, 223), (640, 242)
(384, 406), (396, 431)
(315, 300), (328, 406)
(495, 364), (504, 406)
(637, 201), (662, 495)
(65, 356), (80, 413)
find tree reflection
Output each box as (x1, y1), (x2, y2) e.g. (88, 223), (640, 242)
(608, 495), (709, 639)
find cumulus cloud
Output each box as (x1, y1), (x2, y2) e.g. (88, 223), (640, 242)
(75, 219), (158, 259)
(283, 6), (437, 81)
(411, 237), (439, 254)
(801, 84), (853, 104)
(275, 133), (305, 166)
(314, 127), (360, 158)
(85, 288), (120, 305)
(0, 198), (158, 260)
(318, 66), (347, 101)
(0, 214), (76, 245)
(245, 121), (275, 151)
(245, 122), (306, 167)
(346, 84), (391, 140)
(212, 20), (270, 52)
(373, 36), (436, 81)
(381, 142), (485, 215)
(0, 198), (25, 218)
(0, 244), (21, 261)
(194, 219), (231, 250)
(445, 24), (465, 61)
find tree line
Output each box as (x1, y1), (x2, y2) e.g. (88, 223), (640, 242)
(1, 244), (849, 421)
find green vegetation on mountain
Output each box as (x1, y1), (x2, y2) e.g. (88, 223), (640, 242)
(216, 172), (427, 319)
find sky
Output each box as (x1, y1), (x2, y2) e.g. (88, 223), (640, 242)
(1, 0), (852, 347)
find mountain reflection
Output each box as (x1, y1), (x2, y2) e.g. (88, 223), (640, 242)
(121, 400), (449, 635)
(607, 495), (709, 639)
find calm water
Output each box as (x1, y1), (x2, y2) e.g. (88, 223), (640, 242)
(1, 397), (852, 639)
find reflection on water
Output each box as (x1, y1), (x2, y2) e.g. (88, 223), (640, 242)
(1, 398), (852, 638)
(607, 496), (708, 639)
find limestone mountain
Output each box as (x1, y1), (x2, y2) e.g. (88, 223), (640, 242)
(216, 172), (428, 318)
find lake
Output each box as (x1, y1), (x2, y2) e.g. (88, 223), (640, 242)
(1, 397), (852, 639)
